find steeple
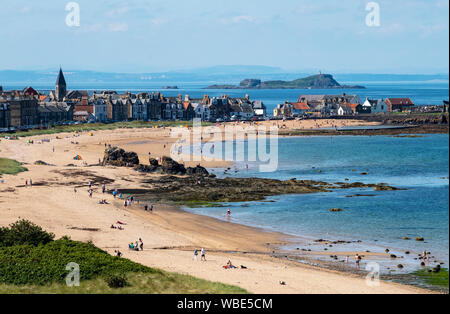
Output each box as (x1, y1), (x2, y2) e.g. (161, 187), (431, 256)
(55, 67), (67, 101)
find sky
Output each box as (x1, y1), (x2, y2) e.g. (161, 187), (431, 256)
(0, 0), (448, 74)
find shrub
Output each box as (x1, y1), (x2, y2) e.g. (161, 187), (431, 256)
(0, 238), (158, 285)
(0, 220), (55, 247)
(104, 274), (129, 288)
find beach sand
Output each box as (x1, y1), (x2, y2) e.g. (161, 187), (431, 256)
(0, 121), (433, 294)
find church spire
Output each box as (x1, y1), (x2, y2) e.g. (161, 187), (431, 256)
(55, 67), (67, 101)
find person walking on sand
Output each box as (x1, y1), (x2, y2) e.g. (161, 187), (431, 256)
(355, 254), (361, 269)
(139, 238), (144, 251)
(29, 179), (32, 186)
(194, 249), (198, 261)
(102, 184), (106, 194)
(201, 248), (206, 261)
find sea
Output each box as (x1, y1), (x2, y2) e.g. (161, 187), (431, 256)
(186, 134), (449, 276)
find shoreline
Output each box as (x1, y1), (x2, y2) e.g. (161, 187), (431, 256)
(0, 125), (444, 294)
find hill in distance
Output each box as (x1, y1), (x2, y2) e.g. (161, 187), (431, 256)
(206, 74), (365, 89)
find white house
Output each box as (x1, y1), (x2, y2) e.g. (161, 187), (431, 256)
(362, 98), (388, 114)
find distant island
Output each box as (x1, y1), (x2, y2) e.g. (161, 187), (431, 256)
(162, 86), (179, 90)
(205, 74), (365, 89)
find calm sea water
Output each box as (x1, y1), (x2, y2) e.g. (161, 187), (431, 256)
(185, 134), (449, 273)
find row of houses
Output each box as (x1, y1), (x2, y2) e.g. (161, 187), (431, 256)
(0, 68), (268, 130)
(273, 94), (416, 118)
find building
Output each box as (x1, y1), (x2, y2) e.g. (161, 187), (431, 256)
(131, 98), (148, 120)
(297, 94), (362, 116)
(38, 102), (73, 125)
(292, 102), (310, 116)
(362, 98), (388, 114)
(55, 67), (67, 102)
(0, 103), (10, 129)
(92, 98), (108, 122)
(273, 102), (293, 118)
(337, 104), (354, 116)
(252, 100), (266, 117)
(385, 98), (414, 112)
(208, 96), (230, 120)
(4, 94), (39, 129)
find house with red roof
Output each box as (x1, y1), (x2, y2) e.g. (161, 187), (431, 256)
(385, 98), (414, 112)
(292, 102), (310, 116)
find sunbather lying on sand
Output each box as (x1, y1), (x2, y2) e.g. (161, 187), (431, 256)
(223, 260), (237, 269)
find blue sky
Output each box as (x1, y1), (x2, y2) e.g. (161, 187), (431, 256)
(0, 0), (448, 73)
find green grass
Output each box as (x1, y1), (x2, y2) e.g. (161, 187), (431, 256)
(0, 158), (28, 177)
(0, 272), (247, 294)
(412, 268), (449, 288)
(0, 220), (247, 294)
(1, 120), (211, 138)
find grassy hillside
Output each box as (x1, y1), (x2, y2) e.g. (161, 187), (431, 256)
(0, 220), (247, 294)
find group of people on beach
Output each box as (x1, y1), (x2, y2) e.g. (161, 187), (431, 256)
(129, 238), (144, 251)
(194, 248), (207, 261)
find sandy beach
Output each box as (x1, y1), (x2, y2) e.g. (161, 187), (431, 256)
(0, 120), (435, 294)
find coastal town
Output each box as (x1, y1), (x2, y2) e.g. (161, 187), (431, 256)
(1, 68), (448, 132)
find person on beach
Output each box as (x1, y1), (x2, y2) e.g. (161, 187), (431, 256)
(194, 249), (198, 261)
(150, 204), (153, 212)
(422, 250), (428, 262)
(139, 238), (144, 251)
(355, 254), (361, 269)
(102, 184), (106, 194)
(89, 189), (93, 198)
(144, 204), (148, 211)
(226, 209), (231, 217)
(74, 187), (77, 194)
(29, 179), (32, 186)
(88, 181), (92, 189)
(201, 248), (206, 261)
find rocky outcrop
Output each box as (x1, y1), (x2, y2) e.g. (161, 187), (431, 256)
(102, 147), (139, 167)
(116, 176), (399, 205)
(186, 165), (210, 176)
(102, 147), (210, 177)
(161, 156), (186, 175)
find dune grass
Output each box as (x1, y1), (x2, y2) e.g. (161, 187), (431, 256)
(0, 158), (28, 177)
